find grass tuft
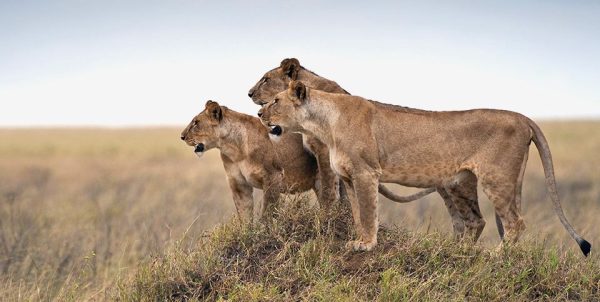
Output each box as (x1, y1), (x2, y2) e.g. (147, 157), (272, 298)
(114, 196), (600, 301)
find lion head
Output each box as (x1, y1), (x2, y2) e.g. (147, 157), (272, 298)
(180, 100), (224, 158)
(248, 58), (301, 105)
(259, 80), (308, 139)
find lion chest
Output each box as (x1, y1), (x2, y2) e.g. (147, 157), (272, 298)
(329, 148), (352, 179)
(237, 161), (266, 189)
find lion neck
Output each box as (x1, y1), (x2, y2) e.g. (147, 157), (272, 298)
(216, 108), (258, 162)
(297, 69), (349, 95)
(295, 90), (340, 147)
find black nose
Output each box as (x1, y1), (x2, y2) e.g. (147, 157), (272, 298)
(248, 91), (254, 97)
(257, 111), (262, 117)
(180, 135), (185, 140)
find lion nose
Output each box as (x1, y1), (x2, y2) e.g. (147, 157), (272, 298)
(180, 135), (185, 140)
(248, 91), (254, 98)
(257, 111), (262, 117)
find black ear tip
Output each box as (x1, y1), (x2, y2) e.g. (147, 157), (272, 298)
(578, 239), (591, 257)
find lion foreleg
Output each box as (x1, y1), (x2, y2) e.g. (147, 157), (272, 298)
(305, 137), (338, 208)
(346, 172), (379, 252)
(341, 179), (362, 238)
(228, 178), (254, 224)
(261, 173), (282, 220)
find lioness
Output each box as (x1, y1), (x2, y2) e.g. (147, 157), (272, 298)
(181, 101), (432, 222)
(249, 59), (346, 207)
(249, 59), (438, 212)
(260, 81), (591, 256)
(249, 58), (503, 239)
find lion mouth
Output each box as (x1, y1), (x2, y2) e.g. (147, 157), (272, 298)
(269, 125), (283, 136)
(194, 143), (205, 158)
(252, 98), (266, 106)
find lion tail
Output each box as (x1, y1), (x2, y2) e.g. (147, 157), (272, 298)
(528, 118), (591, 256)
(378, 185), (436, 203)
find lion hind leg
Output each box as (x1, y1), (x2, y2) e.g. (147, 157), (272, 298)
(495, 150), (529, 241)
(437, 188), (466, 239)
(444, 171), (485, 242)
(481, 176), (525, 244)
(515, 150), (529, 214)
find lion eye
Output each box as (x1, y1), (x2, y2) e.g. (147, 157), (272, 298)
(273, 98), (279, 104)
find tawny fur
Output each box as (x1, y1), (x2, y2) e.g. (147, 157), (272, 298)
(181, 101), (318, 222)
(249, 58), (434, 208)
(248, 58), (348, 206)
(181, 101), (432, 222)
(260, 81), (590, 255)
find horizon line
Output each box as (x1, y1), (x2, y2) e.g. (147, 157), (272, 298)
(1, 117), (600, 129)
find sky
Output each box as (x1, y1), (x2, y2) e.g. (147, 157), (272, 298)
(0, 0), (599, 126)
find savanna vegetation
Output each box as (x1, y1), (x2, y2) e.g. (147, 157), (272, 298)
(0, 121), (599, 301)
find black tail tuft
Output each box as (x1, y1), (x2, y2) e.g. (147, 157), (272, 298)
(578, 239), (591, 257)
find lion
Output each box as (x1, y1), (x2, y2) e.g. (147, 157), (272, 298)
(180, 100), (434, 222)
(249, 59), (436, 208)
(259, 81), (591, 256)
(248, 59), (348, 207)
(249, 58), (502, 240)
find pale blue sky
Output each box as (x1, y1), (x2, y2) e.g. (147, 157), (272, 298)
(1, 0), (599, 126)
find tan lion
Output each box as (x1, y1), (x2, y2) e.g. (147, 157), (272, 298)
(259, 81), (591, 256)
(180, 101), (433, 222)
(248, 58), (349, 207)
(249, 58), (504, 240)
(249, 59), (436, 208)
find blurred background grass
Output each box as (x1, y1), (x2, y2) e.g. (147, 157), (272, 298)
(0, 121), (598, 300)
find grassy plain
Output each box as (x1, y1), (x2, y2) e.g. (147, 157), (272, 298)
(0, 121), (598, 300)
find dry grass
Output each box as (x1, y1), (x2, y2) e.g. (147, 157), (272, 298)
(0, 121), (598, 301)
(115, 196), (600, 301)
(0, 128), (233, 301)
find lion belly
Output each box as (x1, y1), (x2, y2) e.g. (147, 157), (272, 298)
(379, 164), (456, 188)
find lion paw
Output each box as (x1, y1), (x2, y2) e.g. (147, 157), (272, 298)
(345, 240), (376, 252)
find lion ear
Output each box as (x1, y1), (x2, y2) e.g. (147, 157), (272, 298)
(280, 58), (300, 80)
(205, 100), (223, 121)
(287, 81), (307, 105)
